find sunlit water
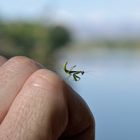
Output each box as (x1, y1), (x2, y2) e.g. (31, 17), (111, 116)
(59, 50), (140, 140)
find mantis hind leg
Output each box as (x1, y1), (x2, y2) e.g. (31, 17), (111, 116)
(73, 74), (81, 81)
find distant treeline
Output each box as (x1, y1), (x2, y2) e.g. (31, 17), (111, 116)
(92, 39), (140, 48)
(0, 20), (71, 66)
(74, 39), (140, 50)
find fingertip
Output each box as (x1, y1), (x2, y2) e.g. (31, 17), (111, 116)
(27, 69), (64, 92)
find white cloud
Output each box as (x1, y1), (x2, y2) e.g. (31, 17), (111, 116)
(51, 9), (76, 24)
(86, 12), (106, 25)
(131, 11), (140, 20)
(85, 9), (119, 25)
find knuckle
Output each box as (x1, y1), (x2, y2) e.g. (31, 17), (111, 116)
(0, 56), (7, 65)
(7, 56), (42, 69)
(0, 55), (7, 61)
(9, 56), (34, 65)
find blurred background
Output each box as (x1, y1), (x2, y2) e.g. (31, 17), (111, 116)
(0, 0), (140, 139)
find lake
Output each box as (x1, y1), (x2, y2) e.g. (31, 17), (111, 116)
(59, 48), (140, 140)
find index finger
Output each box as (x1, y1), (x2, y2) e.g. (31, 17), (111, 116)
(0, 56), (43, 122)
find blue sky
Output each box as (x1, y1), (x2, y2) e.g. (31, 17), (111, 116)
(0, 0), (140, 22)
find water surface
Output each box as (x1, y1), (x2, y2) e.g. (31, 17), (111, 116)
(61, 50), (140, 140)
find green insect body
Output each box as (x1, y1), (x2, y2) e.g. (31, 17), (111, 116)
(63, 61), (85, 81)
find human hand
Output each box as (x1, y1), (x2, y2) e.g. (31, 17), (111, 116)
(0, 56), (95, 140)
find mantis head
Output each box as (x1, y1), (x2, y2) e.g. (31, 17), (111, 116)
(81, 71), (85, 75)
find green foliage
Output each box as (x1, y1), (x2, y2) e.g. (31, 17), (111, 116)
(48, 26), (71, 50)
(0, 21), (72, 65)
(0, 22), (45, 58)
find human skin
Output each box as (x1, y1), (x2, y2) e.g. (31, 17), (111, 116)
(0, 56), (95, 140)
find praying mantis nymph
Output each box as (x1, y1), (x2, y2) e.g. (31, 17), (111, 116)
(63, 61), (85, 81)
